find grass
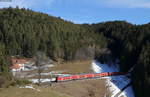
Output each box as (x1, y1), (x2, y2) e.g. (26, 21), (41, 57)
(51, 60), (93, 74)
(50, 79), (106, 97)
(0, 79), (106, 97)
(22, 60), (93, 79)
(0, 86), (72, 97)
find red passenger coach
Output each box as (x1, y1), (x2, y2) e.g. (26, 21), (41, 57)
(94, 73), (102, 77)
(101, 72), (109, 76)
(63, 76), (71, 80)
(85, 74), (94, 78)
(56, 76), (72, 82)
(71, 75), (79, 80)
(79, 74), (87, 79)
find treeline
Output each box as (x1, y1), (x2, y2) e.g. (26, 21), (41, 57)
(0, 8), (149, 96)
(91, 21), (150, 97)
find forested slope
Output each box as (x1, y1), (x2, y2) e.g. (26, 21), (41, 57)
(0, 8), (149, 97)
(0, 8), (106, 63)
(91, 21), (150, 97)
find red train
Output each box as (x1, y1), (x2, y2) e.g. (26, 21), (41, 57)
(55, 72), (127, 82)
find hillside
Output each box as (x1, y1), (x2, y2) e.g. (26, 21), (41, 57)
(0, 7), (106, 61)
(0, 8), (149, 97)
(0, 79), (106, 97)
(91, 21), (150, 97)
(0, 86), (71, 97)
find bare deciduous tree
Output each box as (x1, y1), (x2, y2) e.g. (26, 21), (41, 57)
(35, 51), (48, 85)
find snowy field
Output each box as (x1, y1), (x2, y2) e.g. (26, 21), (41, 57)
(29, 78), (56, 83)
(91, 60), (134, 97)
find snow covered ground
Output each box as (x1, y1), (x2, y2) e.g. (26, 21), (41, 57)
(29, 78), (56, 83)
(19, 85), (40, 92)
(91, 60), (134, 97)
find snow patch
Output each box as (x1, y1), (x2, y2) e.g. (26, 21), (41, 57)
(91, 60), (119, 73)
(19, 85), (40, 92)
(91, 60), (134, 97)
(29, 78), (56, 83)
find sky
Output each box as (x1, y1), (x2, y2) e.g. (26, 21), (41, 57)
(0, 0), (150, 24)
